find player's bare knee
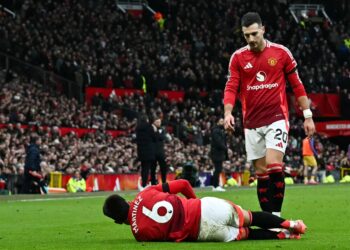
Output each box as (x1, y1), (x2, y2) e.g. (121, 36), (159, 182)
(254, 165), (267, 174)
(253, 158), (267, 174)
(265, 149), (284, 164)
(242, 210), (252, 227)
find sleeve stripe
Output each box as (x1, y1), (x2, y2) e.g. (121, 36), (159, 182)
(270, 43), (295, 61)
(228, 46), (248, 68)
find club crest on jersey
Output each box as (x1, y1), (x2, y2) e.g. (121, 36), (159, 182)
(268, 57), (278, 66)
(256, 71), (267, 82)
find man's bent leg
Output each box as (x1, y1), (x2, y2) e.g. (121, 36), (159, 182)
(245, 128), (270, 211)
(253, 157), (272, 212)
(246, 229), (300, 240)
(198, 197), (240, 242)
(265, 149), (285, 215)
(239, 209), (306, 239)
(236, 226), (301, 240)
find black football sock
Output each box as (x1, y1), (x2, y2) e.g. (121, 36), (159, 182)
(257, 173), (272, 212)
(267, 163), (285, 213)
(247, 228), (280, 240)
(250, 211), (287, 229)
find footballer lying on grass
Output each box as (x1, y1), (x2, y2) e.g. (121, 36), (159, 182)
(103, 179), (306, 242)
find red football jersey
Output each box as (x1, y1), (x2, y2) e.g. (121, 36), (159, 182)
(224, 40), (307, 129)
(127, 180), (201, 242)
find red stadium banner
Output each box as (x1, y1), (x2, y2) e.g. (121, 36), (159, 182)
(315, 120), (350, 137)
(105, 130), (127, 137)
(158, 90), (185, 102)
(0, 124), (126, 138)
(59, 127), (95, 137)
(0, 124), (30, 129)
(85, 87), (144, 105)
(58, 127), (126, 138)
(61, 174), (72, 188)
(288, 93), (340, 117)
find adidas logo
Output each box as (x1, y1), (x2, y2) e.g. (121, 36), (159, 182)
(275, 142), (283, 148)
(244, 62), (253, 69)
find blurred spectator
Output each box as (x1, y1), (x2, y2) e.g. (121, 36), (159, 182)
(136, 114), (156, 189)
(15, 166), (24, 194)
(152, 114), (168, 184)
(302, 137), (318, 184)
(316, 153), (327, 183)
(66, 171), (86, 193)
(0, 167), (8, 193)
(340, 156), (350, 170)
(22, 135), (47, 194)
(210, 118), (227, 192)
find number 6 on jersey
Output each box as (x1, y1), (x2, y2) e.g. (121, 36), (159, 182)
(142, 201), (174, 223)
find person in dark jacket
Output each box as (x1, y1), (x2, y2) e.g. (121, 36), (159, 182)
(152, 115), (168, 183)
(22, 135), (46, 194)
(136, 115), (156, 190)
(210, 118), (228, 192)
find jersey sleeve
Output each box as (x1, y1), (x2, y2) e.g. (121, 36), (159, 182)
(283, 47), (307, 98)
(283, 46), (298, 74)
(153, 180), (196, 199)
(287, 70), (307, 98)
(223, 52), (240, 106)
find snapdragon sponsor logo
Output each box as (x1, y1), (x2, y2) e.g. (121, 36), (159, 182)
(256, 71), (267, 82)
(247, 82), (279, 91)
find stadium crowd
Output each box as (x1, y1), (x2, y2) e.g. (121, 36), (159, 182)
(0, 77), (349, 194)
(0, 0), (349, 193)
(0, 79), (138, 130)
(1, 0), (349, 94)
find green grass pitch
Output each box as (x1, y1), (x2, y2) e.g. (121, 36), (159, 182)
(1, 184), (350, 250)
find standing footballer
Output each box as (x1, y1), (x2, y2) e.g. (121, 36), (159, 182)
(223, 12), (315, 217)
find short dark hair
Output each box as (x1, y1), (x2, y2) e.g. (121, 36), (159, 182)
(103, 194), (130, 224)
(241, 12), (262, 27)
(137, 113), (149, 126)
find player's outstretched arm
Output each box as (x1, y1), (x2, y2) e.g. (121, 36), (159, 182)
(154, 179), (197, 199)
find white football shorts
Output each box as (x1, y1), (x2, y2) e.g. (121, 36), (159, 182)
(197, 197), (245, 242)
(245, 119), (289, 161)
